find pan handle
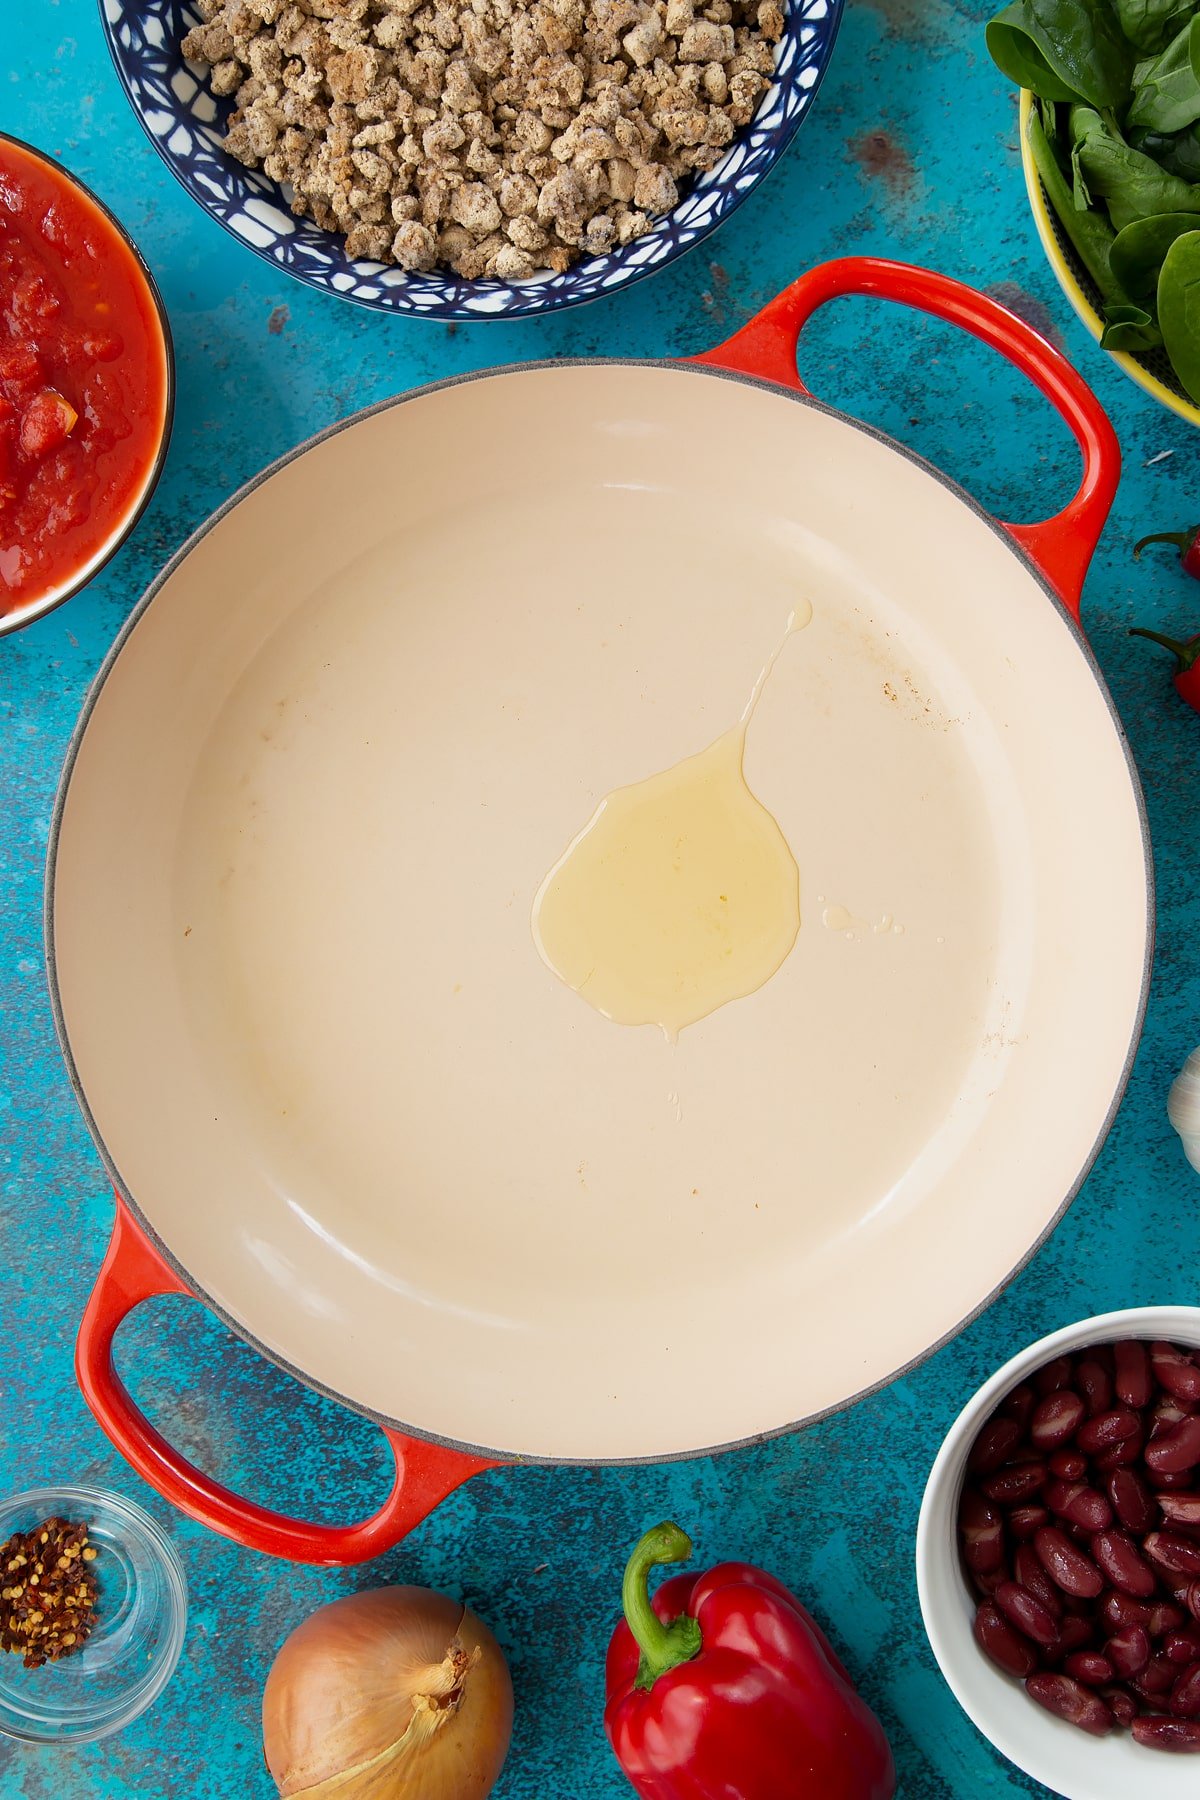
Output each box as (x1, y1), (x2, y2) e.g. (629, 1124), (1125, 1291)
(76, 1196), (497, 1564)
(692, 255), (1120, 622)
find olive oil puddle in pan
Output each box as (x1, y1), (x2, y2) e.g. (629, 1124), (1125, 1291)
(532, 602), (812, 1040)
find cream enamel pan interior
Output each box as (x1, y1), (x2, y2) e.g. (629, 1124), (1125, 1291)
(49, 356), (1150, 1464)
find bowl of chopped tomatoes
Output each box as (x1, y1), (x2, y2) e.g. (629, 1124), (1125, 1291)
(0, 132), (174, 634)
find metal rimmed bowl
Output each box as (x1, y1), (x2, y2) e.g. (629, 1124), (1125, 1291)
(0, 1486), (187, 1743)
(1019, 90), (1200, 430)
(98, 0), (843, 320)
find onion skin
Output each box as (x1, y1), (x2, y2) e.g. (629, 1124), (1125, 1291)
(262, 1586), (513, 1800)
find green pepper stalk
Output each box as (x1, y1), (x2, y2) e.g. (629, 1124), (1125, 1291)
(621, 1521), (703, 1690)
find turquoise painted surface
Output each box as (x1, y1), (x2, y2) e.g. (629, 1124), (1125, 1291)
(1, 2), (1199, 1795)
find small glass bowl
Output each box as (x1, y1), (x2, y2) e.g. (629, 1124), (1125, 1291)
(0, 1485), (187, 1743)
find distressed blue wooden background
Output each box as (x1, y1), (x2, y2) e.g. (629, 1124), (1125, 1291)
(2, 2), (1199, 1795)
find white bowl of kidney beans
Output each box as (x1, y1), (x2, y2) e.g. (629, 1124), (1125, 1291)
(916, 1307), (1200, 1797)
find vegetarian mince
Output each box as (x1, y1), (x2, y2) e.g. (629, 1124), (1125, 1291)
(182, 0), (784, 278)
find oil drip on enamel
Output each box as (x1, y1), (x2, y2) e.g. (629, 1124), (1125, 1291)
(532, 604), (811, 1039)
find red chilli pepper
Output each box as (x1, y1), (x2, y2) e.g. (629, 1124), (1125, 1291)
(604, 1521), (896, 1800)
(1128, 625), (1200, 712)
(1134, 523), (1200, 580)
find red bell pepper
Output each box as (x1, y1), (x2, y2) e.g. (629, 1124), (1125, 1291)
(1128, 626), (1200, 714)
(604, 1521), (896, 1800)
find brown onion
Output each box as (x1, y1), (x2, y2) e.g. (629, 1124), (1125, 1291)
(262, 1586), (513, 1799)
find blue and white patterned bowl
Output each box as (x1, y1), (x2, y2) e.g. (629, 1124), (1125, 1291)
(99, 0), (843, 320)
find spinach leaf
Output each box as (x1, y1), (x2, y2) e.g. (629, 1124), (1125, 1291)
(1072, 130), (1095, 205)
(1134, 120), (1200, 176)
(1115, 0), (1192, 53)
(1031, 105), (1171, 347)
(1127, 16), (1200, 132)
(1072, 103), (1200, 227)
(1111, 209), (1200, 287)
(1164, 121), (1200, 173)
(1029, 106), (1142, 308)
(1099, 298), (1165, 345)
(989, 6), (1095, 99)
(1157, 227), (1200, 394)
(987, 1), (1134, 108)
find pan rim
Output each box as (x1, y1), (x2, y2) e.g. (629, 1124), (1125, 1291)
(44, 355), (1155, 1467)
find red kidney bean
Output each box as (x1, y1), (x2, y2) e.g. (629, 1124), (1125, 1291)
(1146, 1416), (1200, 1477)
(1045, 1479), (1083, 1518)
(1014, 1544), (1063, 1617)
(995, 1580), (1061, 1648)
(1149, 1602), (1187, 1639)
(1062, 1650), (1113, 1686)
(1048, 1449), (1087, 1482)
(1170, 1663), (1200, 1718)
(1025, 1672), (1114, 1735)
(1149, 1467), (1195, 1491)
(1035, 1355), (1075, 1397)
(1114, 1340), (1153, 1410)
(1178, 1581), (1200, 1624)
(1152, 1342), (1200, 1406)
(1107, 1468), (1159, 1534)
(1160, 1495), (1200, 1529)
(1133, 1715), (1200, 1751)
(1095, 1436), (1145, 1470)
(971, 1564), (1008, 1597)
(1103, 1591), (1153, 1632)
(968, 1412), (1022, 1473)
(1138, 1653), (1179, 1698)
(1146, 1532), (1200, 1577)
(1030, 1390), (1085, 1451)
(982, 1462), (1046, 1504)
(1077, 1407), (1142, 1454)
(973, 1601), (1037, 1679)
(1035, 1526), (1104, 1599)
(1102, 1685), (1137, 1727)
(1077, 1358), (1114, 1417)
(1054, 1615), (1095, 1657)
(1001, 1381), (1036, 1431)
(959, 1489), (1006, 1575)
(1046, 1480), (1112, 1533)
(1164, 1630), (1200, 1664)
(1093, 1530), (1159, 1598)
(1151, 1400), (1192, 1440)
(1007, 1504), (1050, 1542)
(1106, 1624), (1151, 1679)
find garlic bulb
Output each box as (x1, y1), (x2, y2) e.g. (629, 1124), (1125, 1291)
(1167, 1046), (1200, 1172)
